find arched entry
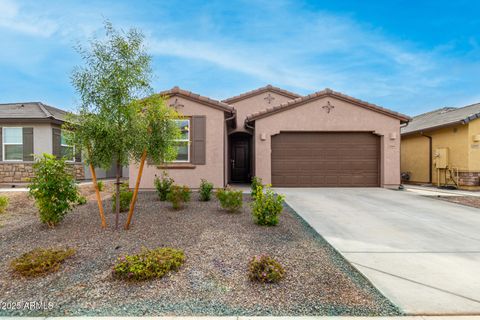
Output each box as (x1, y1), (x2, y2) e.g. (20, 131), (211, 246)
(229, 132), (252, 183)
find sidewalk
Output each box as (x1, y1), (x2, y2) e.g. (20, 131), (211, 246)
(404, 184), (480, 197)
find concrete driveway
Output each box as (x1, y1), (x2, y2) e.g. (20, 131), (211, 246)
(276, 188), (480, 315)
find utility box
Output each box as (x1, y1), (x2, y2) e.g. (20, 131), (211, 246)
(435, 148), (449, 169)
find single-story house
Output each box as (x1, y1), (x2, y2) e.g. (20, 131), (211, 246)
(0, 102), (127, 185)
(131, 85), (409, 189)
(401, 102), (480, 189)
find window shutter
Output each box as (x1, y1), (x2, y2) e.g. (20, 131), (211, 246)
(52, 128), (61, 158)
(22, 127), (34, 161)
(0, 127), (2, 161)
(191, 116), (206, 165)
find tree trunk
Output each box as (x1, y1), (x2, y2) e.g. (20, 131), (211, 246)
(115, 160), (121, 230)
(124, 149), (147, 230)
(89, 163), (107, 229)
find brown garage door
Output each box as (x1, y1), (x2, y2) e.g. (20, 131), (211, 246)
(271, 132), (380, 187)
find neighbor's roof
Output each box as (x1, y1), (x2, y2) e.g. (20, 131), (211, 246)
(160, 86), (235, 113)
(401, 103), (480, 135)
(245, 88), (410, 123)
(222, 84), (301, 104)
(0, 102), (67, 122)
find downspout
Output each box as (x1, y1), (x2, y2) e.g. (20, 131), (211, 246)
(224, 110), (236, 187)
(245, 119), (255, 179)
(420, 132), (433, 184)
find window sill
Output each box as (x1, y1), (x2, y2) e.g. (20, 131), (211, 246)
(156, 163), (196, 169)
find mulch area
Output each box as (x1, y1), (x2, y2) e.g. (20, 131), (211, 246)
(0, 190), (400, 316)
(432, 195), (480, 209)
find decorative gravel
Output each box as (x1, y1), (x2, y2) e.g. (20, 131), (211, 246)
(430, 195), (480, 209)
(0, 191), (401, 316)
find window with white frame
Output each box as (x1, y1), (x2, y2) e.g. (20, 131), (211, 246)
(3, 127), (23, 161)
(173, 119), (190, 162)
(61, 130), (74, 161)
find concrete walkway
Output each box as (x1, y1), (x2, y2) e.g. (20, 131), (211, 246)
(276, 188), (480, 315)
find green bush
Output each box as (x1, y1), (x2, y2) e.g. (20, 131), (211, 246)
(216, 187), (243, 212)
(10, 248), (76, 277)
(0, 195), (9, 214)
(251, 184), (284, 226)
(154, 173), (174, 201)
(199, 179), (214, 201)
(248, 254), (285, 283)
(97, 180), (104, 191)
(112, 247), (185, 281)
(251, 176), (263, 199)
(167, 185), (191, 210)
(29, 154), (80, 227)
(76, 195), (87, 205)
(112, 188), (133, 212)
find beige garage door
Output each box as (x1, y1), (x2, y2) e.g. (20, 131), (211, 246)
(271, 132), (380, 187)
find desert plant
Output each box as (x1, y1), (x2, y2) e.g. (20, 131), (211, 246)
(250, 176), (263, 199)
(248, 254), (285, 283)
(76, 195), (87, 205)
(29, 154), (80, 227)
(112, 247), (185, 281)
(199, 179), (214, 201)
(167, 185), (191, 210)
(0, 195), (9, 214)
(112, 187), (134, 213)
(216, 187), (243, 212)
(154, 173), (174, 201)
(10, 248), (76, 277)
(96, 180), (104, 191)
(251, 185), (284, 226)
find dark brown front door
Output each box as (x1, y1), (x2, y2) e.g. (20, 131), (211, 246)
(230, 138), (250, 183)
(271, 132), (380, 187)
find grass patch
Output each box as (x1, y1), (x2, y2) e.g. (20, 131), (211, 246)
(10, 248), (75, 277)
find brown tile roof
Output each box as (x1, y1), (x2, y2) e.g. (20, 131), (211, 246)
(245, 88), (410, 123)
(222, 84), (301, 104)
(160, 87), (235, 113)
(401, 103), (480, 135)
(0, 102), (67, 122)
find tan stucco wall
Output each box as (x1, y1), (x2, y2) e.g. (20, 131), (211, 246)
(229, 91), (295, 133)
(468, 118), (480, 172)
(129, 96), (226, 189)
(400, 124), (471, 185)
(253, 96), (402, 187)
(401, 135), (430, 183)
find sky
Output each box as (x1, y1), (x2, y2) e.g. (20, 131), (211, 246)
(0, 0), (479, 116)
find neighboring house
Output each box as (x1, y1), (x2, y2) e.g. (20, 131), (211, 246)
(131, 85), (409, 189)
(0, 102), (126, 185)
(401, 103), (480, 189)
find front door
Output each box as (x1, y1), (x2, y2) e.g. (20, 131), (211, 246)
(230, 138), (250, 183)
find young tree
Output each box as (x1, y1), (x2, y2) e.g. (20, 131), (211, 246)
(125, 95), (180, 229)
(70, 21), (152, 229)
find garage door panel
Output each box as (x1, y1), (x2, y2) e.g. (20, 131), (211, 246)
(271, 132), (380, 187)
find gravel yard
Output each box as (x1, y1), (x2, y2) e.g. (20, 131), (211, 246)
(0, 190), (401, 316)
(432, 195), (480, 209)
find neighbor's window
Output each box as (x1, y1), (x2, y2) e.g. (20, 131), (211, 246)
(3, 127), (23, 161)
(173, 119), (190, 162)
(61, 131), (74, 161)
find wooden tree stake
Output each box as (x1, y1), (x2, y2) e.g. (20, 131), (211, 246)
(124, 149), (147, 230)
(89, 163), (107, 229)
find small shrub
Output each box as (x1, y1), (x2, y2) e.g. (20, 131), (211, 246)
(10, 248), (76, 277)
(112, 247), (185, 281)
(154, 172), (174, 201)
(250, 176), (263, 199)
(76, 195), (87, 205)
(199, 179), (214, 201)
(96, 180), (104, 191)
(167, 185), (191, 210)
(216, 187), (243, 212)
(0, 195), (9, 214)
(251, 184), (284, 226)
(248, 254), (285, 283)
(112, 188), (133, 212)
(29, 154), (80, 227)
